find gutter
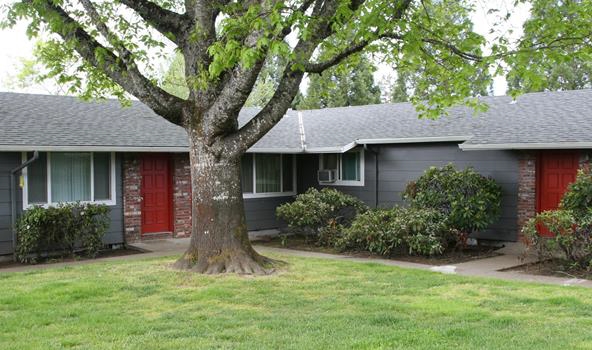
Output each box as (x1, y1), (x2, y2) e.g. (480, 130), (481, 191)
(10, 151), (38, 261)
(460, 142), (592, 151)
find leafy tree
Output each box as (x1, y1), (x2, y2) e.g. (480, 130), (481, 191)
(390, 71), (411, 103)
(298, 54), (381, 109)
(2, 0), (586, 273)
(163, 53), (286, 107)
(507, 0), (592, 94)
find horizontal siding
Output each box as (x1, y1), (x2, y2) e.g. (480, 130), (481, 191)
(0, 152), (124, 256)
(102, 153), (124, 245)
(297, 144), (520, 242)
(375, 143), (519, 241)
(0, 153), (22, 255)
(245, 196), (293, 230)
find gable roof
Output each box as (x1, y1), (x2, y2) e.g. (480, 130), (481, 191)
(0, 89), (591, 153)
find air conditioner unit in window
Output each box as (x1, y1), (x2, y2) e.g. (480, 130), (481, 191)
(318, 169), (337, 183)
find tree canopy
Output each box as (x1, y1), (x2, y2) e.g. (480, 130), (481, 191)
(297, 53), (381, 109)
(507, 0), (592, 92)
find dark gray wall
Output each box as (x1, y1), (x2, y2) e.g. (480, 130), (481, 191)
(0, 153), (22, 255)
(104, 153), (124, 245)
(0, 152), (124, 256)
(298, 144), (520, 242)
(245, 196), (292, 230)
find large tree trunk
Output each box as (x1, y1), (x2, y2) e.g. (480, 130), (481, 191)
(174, 135), (276, 274)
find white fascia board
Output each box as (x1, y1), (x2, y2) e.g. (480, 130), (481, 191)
(246, 147), (304, 154)
(460, 142), (592, 151)
(305, 143), (357, 153)
(0, 145), (189, 152)
(356, 136), (471, 145)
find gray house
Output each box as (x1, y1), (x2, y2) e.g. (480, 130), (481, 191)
(1, 89), (591, 256)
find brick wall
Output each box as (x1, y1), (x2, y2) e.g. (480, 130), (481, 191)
(172, 154), (192, 238)
(517, 152), (537, 241)
(123, 153), (193, 243)
(123, 154), (142, 242)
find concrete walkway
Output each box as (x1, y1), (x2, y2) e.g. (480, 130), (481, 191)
(130, 237), (592, 288)
(3, 235), (591, 288)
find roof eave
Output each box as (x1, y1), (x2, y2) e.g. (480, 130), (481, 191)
(460, 142), (592, 151)
(0, 145), (190, 152)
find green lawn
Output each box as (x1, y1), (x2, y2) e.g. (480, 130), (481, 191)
(0, 255), (591, 350)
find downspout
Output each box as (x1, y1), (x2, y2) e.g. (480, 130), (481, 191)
(363, 144), (379, 208)
(10, 151), (38, 260)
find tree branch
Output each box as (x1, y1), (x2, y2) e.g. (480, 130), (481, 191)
(26, 0), (185, 124)
(117, 0), (190, 44)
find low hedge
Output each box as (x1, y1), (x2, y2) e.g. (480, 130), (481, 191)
(276, 188), (368, 241)
(339, 207), (450, 256)
(16, 203), (110, 263)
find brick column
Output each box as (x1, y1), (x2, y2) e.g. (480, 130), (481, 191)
(517, 152), (537, 240)
(172, 154), (192, 238)
(123, 154), (142, 243)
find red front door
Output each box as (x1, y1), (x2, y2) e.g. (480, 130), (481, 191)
(537, 152), (579, 214)
(141, 154), (172, 234)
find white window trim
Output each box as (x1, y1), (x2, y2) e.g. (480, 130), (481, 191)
(319, 149), (365, 187)
(22, 152), (117, 209)
(243, 154), (297, 199)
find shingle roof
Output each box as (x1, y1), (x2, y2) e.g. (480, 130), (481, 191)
(0, 89), (591, 153)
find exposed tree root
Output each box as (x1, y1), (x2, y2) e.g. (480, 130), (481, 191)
(173, 248), (284, 275)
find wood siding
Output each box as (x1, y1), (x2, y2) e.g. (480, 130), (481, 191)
(298, 143), (520, 241)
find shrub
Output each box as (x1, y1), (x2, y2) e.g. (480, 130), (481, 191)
(340, 207), (450, 256)
(522, 168), (592, 270)
(276, 188), (368, 238)
(560, 167), (592, 217)
(16, 203), (110, 263)
(522, 209), (592, 270)
(403, 164), (502, 238)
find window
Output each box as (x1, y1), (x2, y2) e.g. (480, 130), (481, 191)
(319, 149), (364, 186)
(23, 152), (116, 207)
(240, 153), (296, 197)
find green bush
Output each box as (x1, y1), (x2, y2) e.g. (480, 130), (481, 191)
(276, 188), (368, 238)
(403, 164), (502, 239)
(16, 203), (110, 263)
(523, 168), (592, 270)
(522, 209), (592, 270)
(340, 207), (450, 256)
(560, 167), (592, 217)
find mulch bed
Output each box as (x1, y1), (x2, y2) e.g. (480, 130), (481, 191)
(0, 247), (144, 269)
(255, 234), (502, 266)
(504, 260), (592, 280)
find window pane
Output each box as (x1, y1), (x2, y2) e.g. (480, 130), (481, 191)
(241, 154), (254, 193)
(27, 152), (47, 204)
(282, 155), (294, 192)
(322, 154), (339, 170)
(256, 154), (281, 193)
(93, 153), (111, 200)
(342, 152), (360, 181)
(51, 153), (91, 202)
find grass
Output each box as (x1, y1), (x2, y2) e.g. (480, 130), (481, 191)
(0, 255), (591, 349)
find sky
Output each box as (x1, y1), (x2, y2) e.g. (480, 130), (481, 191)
(0, 0), (531, 96)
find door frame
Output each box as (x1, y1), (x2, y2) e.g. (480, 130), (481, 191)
(535, 150), (579, 214)
(140, 153), (174, 234)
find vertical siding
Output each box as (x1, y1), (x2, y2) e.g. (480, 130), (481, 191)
(298, 144), (520, 242)
(0, 152), (125, 256)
